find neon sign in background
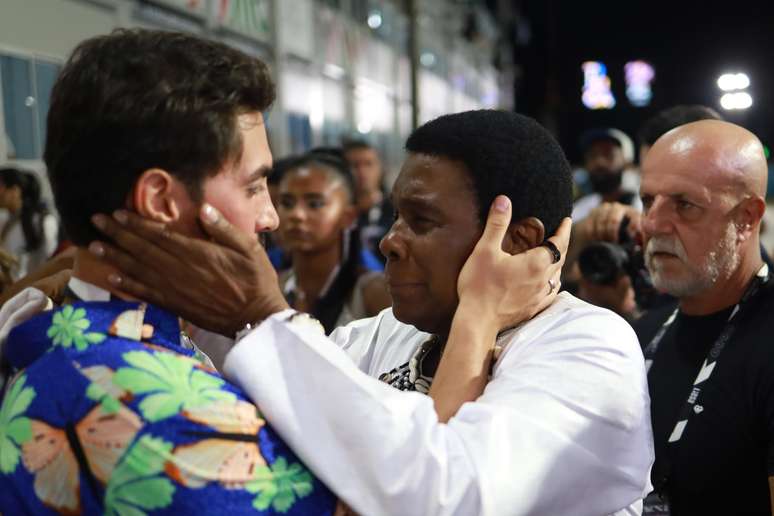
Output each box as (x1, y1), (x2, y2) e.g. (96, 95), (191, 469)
(624, 60), (655, 107)
(582, 61), (616, 110)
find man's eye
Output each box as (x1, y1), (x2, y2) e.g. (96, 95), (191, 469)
(246, 183), (264, 198)
(410, 215), (435, 230)
(308, 199), (326, 209)
(279, 198), (294, 209)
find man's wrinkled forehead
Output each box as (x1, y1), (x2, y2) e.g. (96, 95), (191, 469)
(645, 136), (734, 192)
(394, 153), (469, 196)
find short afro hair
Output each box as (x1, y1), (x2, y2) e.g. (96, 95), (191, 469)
(637, 105), (723, 147)
(405, 110), (572, 236)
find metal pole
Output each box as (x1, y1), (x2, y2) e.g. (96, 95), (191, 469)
(407, 0), (419, 129)
(268, 0), (290, 156)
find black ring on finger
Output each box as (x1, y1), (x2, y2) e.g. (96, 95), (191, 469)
(541, 240), (561, 264)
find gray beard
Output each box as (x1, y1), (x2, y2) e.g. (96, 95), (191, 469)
(646, 224), (740, 298)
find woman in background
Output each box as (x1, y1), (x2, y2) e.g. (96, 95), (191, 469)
(277, 149), (391, 333)
(0, 167), (59, 279)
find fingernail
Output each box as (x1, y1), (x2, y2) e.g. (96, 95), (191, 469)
(494, 196), (510, 213)
(88, 242), (105, 257)
(202, 203), (219, 224)
(108, 273), (123, 286)
(92, 214), (106, 230)
(114, 210), (129, 225)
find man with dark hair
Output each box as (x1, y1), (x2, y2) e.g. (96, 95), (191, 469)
(87, 110), (654, 515)
(637, 105), (723, 162)
(0, 29), (339, 514)
(573, 128), (640, 222)
(342, 139), (392, 263)
(0, 29), (608, 515)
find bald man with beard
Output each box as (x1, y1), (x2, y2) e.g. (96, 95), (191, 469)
(633, 120), (774, 515)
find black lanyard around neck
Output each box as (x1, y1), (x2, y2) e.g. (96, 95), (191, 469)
(645, 264), (770, 494)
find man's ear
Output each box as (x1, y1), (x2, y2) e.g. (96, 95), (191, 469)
(734, 195), (766, 243)
(503, 217), (546, 255)
(132, 168), (182, 223)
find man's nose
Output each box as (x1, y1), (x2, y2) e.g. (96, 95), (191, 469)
(379, 222), (407, 261)
(257, 196), (280, 233)
(641, 198), (672, 237)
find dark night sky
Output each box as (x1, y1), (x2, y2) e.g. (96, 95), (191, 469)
(513, 0), (774, 162)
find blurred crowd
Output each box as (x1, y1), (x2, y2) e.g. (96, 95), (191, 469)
(2, 28), (774, 516)
(6, 103), (773, 330)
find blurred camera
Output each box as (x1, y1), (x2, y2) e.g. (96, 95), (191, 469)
(578, 217), (672, 310)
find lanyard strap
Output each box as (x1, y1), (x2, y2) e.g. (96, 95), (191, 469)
(647, 264), (769, 493)
(643, 307), (678, 373)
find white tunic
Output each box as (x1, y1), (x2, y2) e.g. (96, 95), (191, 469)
(224, 292), (654, 516)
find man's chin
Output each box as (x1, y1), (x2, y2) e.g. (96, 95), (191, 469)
(391, 303), (450, 335)
(651, 273), (707, 298)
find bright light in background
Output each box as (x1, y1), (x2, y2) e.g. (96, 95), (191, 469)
(720, 91), (753, 110)
(581, 61), (615, 110)
(717, 71), (751, 110)
(308, 85), (325, 130)
(322, 63), (346, 80)
(367, 11), (383, 29)
(624, 60), (655, 107)
(420, 52), (437, 68)
(355, 78), (392, 135)
(717, 72), (750, 91)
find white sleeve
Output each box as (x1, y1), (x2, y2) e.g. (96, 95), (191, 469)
(224, 312), (480, 515)
(327, 310), (385, 372)
(222, 307), (652, 516)
(42, 214), (59, 258)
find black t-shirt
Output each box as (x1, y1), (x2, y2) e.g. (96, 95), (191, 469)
(634, 284), (774, 515)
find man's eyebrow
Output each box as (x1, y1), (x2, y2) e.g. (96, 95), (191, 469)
(400, 195), (441, 213)
(246, 165), (272, 182)
(670, 192), (705, 204)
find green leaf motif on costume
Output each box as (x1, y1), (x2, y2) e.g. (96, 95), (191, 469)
(46, 305), (106, 351)
(85, 382), (121, 415)
(0, 374), (35, 474)
(245, 457), (314, 513)
(104, 434), (176, 516)
(113, 351), (236, 422)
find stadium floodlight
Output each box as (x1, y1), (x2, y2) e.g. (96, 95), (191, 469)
(720, 91), (753, 110)
(717, 72), (750, 91)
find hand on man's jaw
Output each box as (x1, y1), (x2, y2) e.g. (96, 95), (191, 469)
(74, 166), (200, 302)
(89, 204), (288, 337)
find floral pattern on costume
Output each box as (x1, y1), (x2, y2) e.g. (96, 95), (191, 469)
(104, 434), (176, 516)
(0, 374), (35, 474)
(47, 305), (106, 350)
(113, 350), (236, 422)
(246, 457), (315, 512)
(0, 300), (336, 515)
